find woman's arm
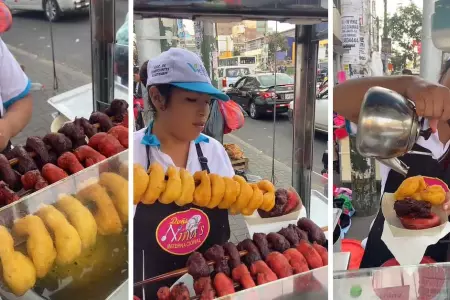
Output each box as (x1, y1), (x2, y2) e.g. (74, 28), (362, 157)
(3, 94), (33, 137)
(334, 76), (415, 124)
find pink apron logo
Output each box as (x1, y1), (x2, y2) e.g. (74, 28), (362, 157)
(156, 208), (210, 255)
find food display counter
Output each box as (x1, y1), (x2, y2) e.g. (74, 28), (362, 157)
(334, 262), (450, 300)
(0, 151), (129, 300)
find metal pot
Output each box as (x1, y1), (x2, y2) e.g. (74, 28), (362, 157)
(356, 87), (432, 176)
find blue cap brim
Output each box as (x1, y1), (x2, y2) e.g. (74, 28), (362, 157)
(171, 82), (229, 101)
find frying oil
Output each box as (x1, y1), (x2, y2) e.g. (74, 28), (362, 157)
(32, 231), (128, 300)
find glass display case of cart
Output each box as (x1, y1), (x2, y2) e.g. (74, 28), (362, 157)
(334, 262), (450, 300)
(0, 151), (128, 300)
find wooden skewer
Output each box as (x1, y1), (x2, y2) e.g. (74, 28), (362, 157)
(134, 250), (249, 288)
(135, 226), (328, 288)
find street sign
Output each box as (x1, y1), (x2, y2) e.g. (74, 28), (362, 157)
(381, 37), (392, 54)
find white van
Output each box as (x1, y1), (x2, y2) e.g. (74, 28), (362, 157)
(218, 66), (251, 91)
(5, 0), (89, 21)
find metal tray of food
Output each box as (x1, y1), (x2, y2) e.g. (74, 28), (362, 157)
(0, 152), (129, 300)
(47, 83), (128, 121)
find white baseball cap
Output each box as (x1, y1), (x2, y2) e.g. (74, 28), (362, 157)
(146, 48), (229, 101)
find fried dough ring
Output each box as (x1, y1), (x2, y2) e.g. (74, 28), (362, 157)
(229, 175), (253, 215)
(394, 176), (425, 200)
(0, 226), (36, 296)
(133, 163), (149, 204)
(421, 185), (446, 205)
(99, 172), (129, 224)
(159, 166), (182, 204)
(257, 180), (276, 212)
(77, 183), (123, 235)
(37, 205), (82, 265)
(176, 168), (195, 206)
(218, 177), (241, 209)
(142, 162), (166, 205)
(242, 183), (264, 216)
(13, 215), (56, 278)
(193, 170), (211, 207)
(56, 194), (97, 249)
(207, 174), (226, 209)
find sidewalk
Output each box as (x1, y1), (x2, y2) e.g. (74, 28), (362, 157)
(7, 44), (90, 145)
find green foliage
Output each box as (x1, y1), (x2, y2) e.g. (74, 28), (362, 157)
(266, 31), (288, 64)
(387, 3), (422, 68)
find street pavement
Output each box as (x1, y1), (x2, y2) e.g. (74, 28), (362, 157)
(3, 0), (128, 76)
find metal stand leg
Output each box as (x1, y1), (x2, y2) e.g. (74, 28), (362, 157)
(90, 0), (115, 112)
(292, 25), (319, 218)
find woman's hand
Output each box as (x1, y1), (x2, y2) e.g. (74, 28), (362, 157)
(443, 192), (450, 216)
(405, 77), (450, 132)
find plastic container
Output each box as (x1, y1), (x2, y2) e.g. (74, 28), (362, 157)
(432, 0), (450, 51)
(341, 239), (365, 270)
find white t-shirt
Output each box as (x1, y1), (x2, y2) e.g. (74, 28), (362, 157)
(133, 125), (235, 212)
(0, 38), (31, 115)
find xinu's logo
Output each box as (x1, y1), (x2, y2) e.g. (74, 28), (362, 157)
(187, 63), (208, 77)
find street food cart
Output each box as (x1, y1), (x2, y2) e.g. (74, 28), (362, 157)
(333, 0), (450, 295)
(133, 0), (329, 298)
(0, 0), (129, 298)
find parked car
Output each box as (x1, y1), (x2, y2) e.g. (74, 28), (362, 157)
(225, 73), (294, 119)
(288, 86), (328, 133)
(5, 0), (89, 21)
(218, 66), (251, 91)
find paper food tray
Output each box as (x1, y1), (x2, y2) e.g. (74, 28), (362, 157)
(243, 187), (303, 237)
(380, 193), (450, 266)
(47, 83), (128, 121)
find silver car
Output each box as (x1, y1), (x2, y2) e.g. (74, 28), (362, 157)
(218, 66), (251, 92)
(288, 86), (328, 133)
(6, 0), (89, 21)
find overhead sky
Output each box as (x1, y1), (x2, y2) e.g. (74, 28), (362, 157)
(375, 0), (423, 17)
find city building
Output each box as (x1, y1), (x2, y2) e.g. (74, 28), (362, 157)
(333, 0), (344, 83)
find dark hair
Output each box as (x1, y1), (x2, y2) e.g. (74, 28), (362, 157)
(139, 60), (149, 85)
(147, 84), (174, 118)
(402, 69), (413, 75)
(439, 60), (450, 83)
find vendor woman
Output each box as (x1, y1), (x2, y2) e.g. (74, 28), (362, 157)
(133, 48), (235, 298)
(0, 37), (33, 153)
(334, 63), (450, 268)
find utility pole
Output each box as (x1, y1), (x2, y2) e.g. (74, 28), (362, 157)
(420, 0), (442, 81)
(194, 21), (219, 88)
(382, 0), (388, 73)
(345, 0), (378, 217)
